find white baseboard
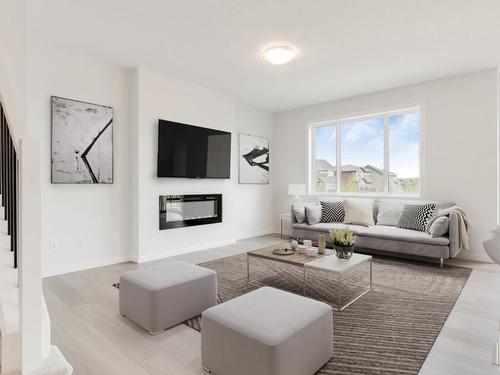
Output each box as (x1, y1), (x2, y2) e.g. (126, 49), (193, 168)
(42, 254), (134, 278)
(455, 250), (493, 263)
(42, 233), (277, 276)
(236, 230), (275, 240)
(136, 238), (237, 263)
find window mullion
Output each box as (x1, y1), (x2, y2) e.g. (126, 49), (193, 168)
(384, 115), (389, 194)
(336, 123), (341, 193)
(310, 126), (315, 194)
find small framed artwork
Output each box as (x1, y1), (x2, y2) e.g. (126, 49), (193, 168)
(51, 96), (113, 184)
(238, 133), (269, 184)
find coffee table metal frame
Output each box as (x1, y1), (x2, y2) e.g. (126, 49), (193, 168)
(305, 254), (372, 311)
(246, 247), (372, 311)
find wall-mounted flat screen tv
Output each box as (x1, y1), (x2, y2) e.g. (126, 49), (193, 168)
(157, 119), (231, 178)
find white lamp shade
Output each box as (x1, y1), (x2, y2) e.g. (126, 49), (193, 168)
(288, 184), (306, 196)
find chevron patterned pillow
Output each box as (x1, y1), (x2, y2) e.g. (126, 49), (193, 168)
(397, 204), (436, 232)
(320, 201), (345, 223)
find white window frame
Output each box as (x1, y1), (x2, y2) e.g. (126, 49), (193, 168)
(308, 106), (422, 198)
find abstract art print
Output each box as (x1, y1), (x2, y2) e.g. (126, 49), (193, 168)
(239, 133), (269, 184)
(51, 96), (113, 184)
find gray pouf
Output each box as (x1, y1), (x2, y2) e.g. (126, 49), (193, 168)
(201, 286), (333, 375)
(119, 261), (217, 334)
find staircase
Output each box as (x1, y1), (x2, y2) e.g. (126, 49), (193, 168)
(0, 204), (20, 373)
(0, 97), (53, 373)
(0, 100), (21, 373)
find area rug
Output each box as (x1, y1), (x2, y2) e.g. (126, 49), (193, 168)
(186, 253), (471, 375)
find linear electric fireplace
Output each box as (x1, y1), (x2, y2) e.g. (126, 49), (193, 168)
(159, 194), (222, 230)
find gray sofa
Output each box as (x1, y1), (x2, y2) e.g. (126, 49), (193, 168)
(291, 199), (463, 265)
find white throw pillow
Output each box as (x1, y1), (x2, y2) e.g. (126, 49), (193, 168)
(429, 216), (449, 237)
(343, 199), (375, 226)
(305, 204), (322, 225)
(292, 204), (306, 224)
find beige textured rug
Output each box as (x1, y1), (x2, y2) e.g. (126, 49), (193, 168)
(186, 253), (471, 375)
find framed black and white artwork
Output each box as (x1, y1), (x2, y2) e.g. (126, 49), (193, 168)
(51, 96), (113, 184)
(238, 133), (269, 184)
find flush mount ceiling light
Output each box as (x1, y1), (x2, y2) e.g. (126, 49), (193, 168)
(263, 45), (297, 65)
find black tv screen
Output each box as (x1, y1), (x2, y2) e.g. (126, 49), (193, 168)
(157, 120), (231, 178)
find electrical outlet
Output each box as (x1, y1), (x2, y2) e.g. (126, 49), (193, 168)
(49, 240), (57, 252)
(77, 238), (84, 249)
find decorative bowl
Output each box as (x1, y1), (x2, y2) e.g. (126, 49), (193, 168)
(297, 245), (307, 254)
(305, 247), (318, 257)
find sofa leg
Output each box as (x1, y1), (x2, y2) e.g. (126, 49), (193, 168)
(148, 330), (163, 335)
(440, 258), (444, 268)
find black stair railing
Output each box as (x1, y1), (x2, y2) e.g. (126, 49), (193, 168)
(0, 101), (18, 268)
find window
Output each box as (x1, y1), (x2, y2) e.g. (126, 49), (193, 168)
(310, 108), (420, 195)
(341, 117), (384, 193)
(313, 125), (337, 193)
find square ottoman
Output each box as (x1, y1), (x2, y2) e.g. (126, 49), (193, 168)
(201, 286), (332, 375)
(119, 261), (217, 334)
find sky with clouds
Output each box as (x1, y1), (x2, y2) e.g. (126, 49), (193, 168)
(315, 112), (419, 178)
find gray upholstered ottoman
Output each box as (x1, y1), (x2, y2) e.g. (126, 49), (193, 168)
(119, 261), (217, 334)
(201, 286), (332, 375)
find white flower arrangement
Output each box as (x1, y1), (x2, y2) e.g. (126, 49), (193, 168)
(329, 227), (357, 247)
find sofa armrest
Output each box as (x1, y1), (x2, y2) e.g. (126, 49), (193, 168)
(448, 211), (461, 258)
(290, 206), (297, 224)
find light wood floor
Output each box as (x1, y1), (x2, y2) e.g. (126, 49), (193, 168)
(43, 235), (500, 375)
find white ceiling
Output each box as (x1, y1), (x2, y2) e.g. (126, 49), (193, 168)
(28, 0), (500, 112)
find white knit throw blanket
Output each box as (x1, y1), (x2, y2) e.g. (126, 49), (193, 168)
(426, 206), (471, 251)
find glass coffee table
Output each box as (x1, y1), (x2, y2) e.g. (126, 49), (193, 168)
(247, 246), (372, 311)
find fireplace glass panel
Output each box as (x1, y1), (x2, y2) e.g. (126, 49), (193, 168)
(160, 194), (222, 230)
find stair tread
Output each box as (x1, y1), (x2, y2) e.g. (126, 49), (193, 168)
(0, 287), (19, 335)
(0, 245), (14, 268)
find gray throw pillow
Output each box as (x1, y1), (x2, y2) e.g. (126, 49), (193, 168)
(397, 204), (436, 232)
(429, 217), (449, 238)
(305, 204), (322, 225)
(376, 201), (404, 226)
(292, 204), (306, 224)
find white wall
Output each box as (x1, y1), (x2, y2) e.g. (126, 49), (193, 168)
(0, 0), (29, 140)
(233, 103), (275, 239)
(26, 44), (133, 276)
(25, 48), (274, 274)
(133, 68), (274, 262)
(274, 69), (498, 262)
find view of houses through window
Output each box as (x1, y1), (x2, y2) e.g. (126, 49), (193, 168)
(312, 109), (420, 195)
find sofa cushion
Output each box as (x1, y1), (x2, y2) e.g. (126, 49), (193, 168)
(293, 222), (368, 234)
(343, 199), (374, 226)
(305, 204), (322, 225)
(292, 223), (449, 246)
(397, 204), (436, 232)
(320, 200), (344, 223)
(359, 225), (449, 246)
